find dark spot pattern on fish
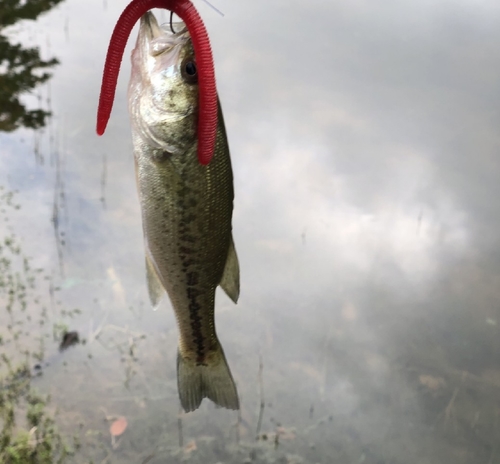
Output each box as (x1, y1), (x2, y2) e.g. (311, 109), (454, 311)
(182, 258), (195, 268)
(187, 288), (205, 363)
(183, 213), (196, 224)
(177, 189), (207, 364)
(187, 287), (201, 299)
(187, 271), (199, 286)
(180, 234), (196, 243)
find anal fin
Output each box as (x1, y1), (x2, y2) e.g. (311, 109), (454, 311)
(145, 253), (165, 310)
(219, 236), (240, 304)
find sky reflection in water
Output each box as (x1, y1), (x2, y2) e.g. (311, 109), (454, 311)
(1, 0), (500, 463)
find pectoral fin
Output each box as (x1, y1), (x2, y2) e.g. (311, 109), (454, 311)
(145, 253), (165, 310)
(219, 236), (240, 304)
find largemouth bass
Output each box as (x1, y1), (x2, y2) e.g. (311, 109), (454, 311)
(128, 12), (240, 412)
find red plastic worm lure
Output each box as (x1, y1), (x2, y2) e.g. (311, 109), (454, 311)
(96, 0), (217, 165)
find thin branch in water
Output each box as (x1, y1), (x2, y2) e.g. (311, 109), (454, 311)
(88, 303), (110, 343)
(100, 152), (107, 208)
(487, 406), (499, 464)
(274, 430), (280, 449)
(255, 354), (265, 440)
(235, 395), (242, 444)
(141, 454), (155, 464)
(51, 139), (65, 277)
(178, 406), (184, 448)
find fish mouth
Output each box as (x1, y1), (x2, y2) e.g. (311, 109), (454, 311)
(139, 12), (188, 52)
(140, 11), (163, 43)
(135, 12), (191, 80)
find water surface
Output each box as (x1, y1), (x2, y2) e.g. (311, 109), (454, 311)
(1, 0), (500, 462)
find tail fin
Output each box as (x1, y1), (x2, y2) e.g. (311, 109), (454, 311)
(177, 346), (239, 412)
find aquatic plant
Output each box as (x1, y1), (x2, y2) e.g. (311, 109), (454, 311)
(0, 360), (72, 464)
(0, 187), (74, 463)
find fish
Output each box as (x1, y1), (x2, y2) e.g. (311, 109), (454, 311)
(128, 12), (240, 412)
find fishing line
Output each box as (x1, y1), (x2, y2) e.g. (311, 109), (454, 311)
(200, 0), (224, 17)
(170, 2), (223, 34)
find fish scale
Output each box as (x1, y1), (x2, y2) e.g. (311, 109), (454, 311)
(129, 12), (240, 412)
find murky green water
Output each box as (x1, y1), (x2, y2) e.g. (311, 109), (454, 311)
(1, 0), (500, 462)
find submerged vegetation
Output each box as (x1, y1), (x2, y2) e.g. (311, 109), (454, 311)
(0, 187), (74, 463)
(0, 360), (72, 464)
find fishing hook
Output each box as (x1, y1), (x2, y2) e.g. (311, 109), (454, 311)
(169, 10), (176, 33)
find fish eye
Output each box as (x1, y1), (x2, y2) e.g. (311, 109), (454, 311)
(181, 57), (197, 84)
(185, 61), (196, 76)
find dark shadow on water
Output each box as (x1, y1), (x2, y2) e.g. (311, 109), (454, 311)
(0, 0), (65, 132)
